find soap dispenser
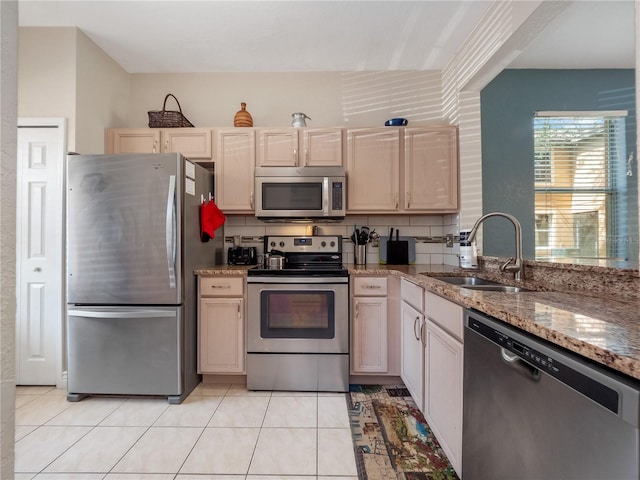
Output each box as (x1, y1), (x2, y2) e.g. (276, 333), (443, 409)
(459, 229), (478, 269)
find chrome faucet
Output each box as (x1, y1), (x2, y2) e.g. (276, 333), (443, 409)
(468, 212), (524, 281)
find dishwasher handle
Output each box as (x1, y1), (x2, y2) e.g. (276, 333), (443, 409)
(501, 347), (541, 382)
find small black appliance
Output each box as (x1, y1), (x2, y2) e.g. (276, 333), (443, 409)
(228, 246), (257, 265)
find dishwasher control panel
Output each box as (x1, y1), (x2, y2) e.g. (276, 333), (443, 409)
(468, 316), (557, 373)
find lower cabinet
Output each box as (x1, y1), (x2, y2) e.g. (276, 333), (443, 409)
(423, 291), (464, 477)
(198, 276), (245, 374)
(351, 277), (388, 373)
(400, 279), (425, 409)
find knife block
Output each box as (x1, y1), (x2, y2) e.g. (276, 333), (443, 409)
(386, 239), (409, 265)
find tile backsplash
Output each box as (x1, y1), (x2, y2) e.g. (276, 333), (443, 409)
(222, 214), (461, 266)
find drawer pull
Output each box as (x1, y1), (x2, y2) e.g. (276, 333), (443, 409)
(364, 285), (381, 289)
(210, 284), (231, 289)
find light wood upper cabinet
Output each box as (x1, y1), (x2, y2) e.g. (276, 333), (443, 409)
(346, 128), (400, 212)
(257, 128), (299, 167)
(346, 126), (458, 214)
(404, 126), (458, 212)
(105, 125), (458, 213)
(162, 129), (212, 160)
(106, 128), (161, 154)
(215, 129), (256, 213)
(106, 128), (213, 160)
(302, 128), (344, 167)
(257, 128), (343, 167)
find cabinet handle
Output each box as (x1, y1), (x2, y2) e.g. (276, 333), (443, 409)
(413, 316), (420, 341)
(164, 139), (169, 152)
(237, 303), (241, 316)
(293, 148), (298, 164)
(364, 284), (381, 289)
(395, 193), (399, 210)
(407, 192), (411, 209)
(210, 285), (231, 289)
(420, 322), (426, 348)
(355, 300), (359, 318)
(250, 191), (254, 209)
(152, 140), (157, 153)
(304, 149), (309, 166)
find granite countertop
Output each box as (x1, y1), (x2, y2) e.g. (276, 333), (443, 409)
(195, 263), (640, 381)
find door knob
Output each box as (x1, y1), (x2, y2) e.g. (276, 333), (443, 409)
(33, 267), (41, 272)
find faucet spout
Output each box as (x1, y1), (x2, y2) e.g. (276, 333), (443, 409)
(468, 212), (524, 281)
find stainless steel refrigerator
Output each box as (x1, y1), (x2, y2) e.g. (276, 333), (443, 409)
(65, 153), (223, 404)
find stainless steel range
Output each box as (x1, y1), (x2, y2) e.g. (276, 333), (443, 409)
(246, 235), (349, 392)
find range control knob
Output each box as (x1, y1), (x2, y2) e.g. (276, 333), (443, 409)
(270, 241), (276, 248)
(321, 241), (327, 247)
(330, 241), (336, 247)
(279, 241), (285, 248)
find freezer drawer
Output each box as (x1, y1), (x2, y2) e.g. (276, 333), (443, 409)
(67, 306), (182, 398)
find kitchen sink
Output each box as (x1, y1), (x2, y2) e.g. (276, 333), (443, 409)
(428, 276), (532, 292)
(458, 284), (532, 293)
(428, 276), (502, 286)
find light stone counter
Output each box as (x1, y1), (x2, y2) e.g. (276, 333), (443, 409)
(195, 263), (640, 381)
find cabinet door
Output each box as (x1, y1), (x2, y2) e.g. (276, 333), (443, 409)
(215, 129), (256, 212)
(400, 300), (424, 408)
(302, 128), (344, 167)
(199, 297), (244, 373)
(161, 128), (213, 159)
(351, 296), (388, 373)
(257, 129), (299, 166)
(404, 126), (458, 212)
(424, 320), (463, 476)
(346, 128), (400, 212)
(107, 128), (161, 154)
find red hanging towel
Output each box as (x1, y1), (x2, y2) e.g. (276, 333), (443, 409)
(200, 199), (226, 242)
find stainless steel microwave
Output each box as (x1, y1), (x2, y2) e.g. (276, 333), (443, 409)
(254, 166), (346, 221)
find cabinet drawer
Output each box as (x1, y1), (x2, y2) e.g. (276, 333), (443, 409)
(401, 278), (424, 311)
(424, 291), (463, 341)
(200, 276), (244, 296)
(352, 276), (387, 296)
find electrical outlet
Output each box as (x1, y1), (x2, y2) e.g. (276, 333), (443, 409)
(445, 234), (454, 247)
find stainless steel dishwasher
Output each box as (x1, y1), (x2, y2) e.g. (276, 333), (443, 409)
(463, 309), (640, 480)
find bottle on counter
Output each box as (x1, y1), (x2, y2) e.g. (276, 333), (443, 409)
(459, 229), (478, 269)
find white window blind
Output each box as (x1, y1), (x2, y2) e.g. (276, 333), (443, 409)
(533, 112), (628, 262)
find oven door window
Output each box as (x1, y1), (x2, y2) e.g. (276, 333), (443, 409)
(261, 182), (323, 211)
(260, 290), (335, 339)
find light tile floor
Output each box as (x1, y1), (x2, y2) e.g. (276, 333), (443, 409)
(14, 384), (359, 480)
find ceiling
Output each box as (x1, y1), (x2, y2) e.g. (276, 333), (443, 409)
(17, 0), (635, 74)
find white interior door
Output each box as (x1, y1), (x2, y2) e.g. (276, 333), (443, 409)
(16, 118), (65, 386)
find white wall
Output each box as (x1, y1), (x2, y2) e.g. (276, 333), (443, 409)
(0, 1), (17, 476)
(75, 29), (130, 154)
(18, 27), (130, 154)
(128, 71), (444, 128)
(18, 27), (77, 150)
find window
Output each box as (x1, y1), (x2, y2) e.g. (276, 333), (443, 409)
(533, 112), (628, 262)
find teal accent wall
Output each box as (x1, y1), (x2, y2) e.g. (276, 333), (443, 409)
(480, 69), (637, 265)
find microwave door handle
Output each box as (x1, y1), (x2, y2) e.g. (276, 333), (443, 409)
(166, 175), (177, 289)
(323, 177), (329, 215)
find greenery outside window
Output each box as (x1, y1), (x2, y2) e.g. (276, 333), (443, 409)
(533, 111), (628, 262)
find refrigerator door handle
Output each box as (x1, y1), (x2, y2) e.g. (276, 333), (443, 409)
(166, 175), (177, 289)
(68, 309), (177, 319)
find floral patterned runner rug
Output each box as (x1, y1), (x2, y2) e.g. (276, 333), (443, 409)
(347, 384), (459, 480)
